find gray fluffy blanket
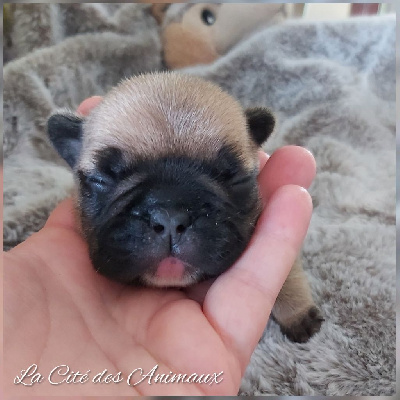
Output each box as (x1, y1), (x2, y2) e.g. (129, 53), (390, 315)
(3, 4), (395, 396)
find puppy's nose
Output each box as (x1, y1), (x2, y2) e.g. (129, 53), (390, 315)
(150, 209), (191, 237)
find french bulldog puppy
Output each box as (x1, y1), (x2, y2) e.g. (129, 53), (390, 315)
(47, 72), (323, 342)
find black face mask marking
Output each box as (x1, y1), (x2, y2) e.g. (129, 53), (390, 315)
(78, 145), (261, 285)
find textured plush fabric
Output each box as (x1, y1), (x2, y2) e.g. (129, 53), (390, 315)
(4, 4), (163, 248)
(3, 4), (395, 396)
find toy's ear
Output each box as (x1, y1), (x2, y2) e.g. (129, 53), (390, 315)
(151, 3), (170, 24)
(47, 112), (84, 169)
(245, 107), (275, 146)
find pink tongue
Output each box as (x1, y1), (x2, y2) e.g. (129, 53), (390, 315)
(156, 257), (185, 279)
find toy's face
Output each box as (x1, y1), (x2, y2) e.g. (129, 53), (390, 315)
(158, 3), (289, 69)
(161, 3), (220, 69)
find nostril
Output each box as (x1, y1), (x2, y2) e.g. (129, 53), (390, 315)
(176, 224), (186, 234)
(149, 208), (191, 236)
(153, 224), (165, 234)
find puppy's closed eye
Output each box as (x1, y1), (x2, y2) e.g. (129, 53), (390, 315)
(78, 171), (114, 192)
(230, 174), (254, 187)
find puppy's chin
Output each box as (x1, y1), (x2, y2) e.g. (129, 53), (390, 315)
(90, 243), (232, 288)
(142, 276), (195, 288)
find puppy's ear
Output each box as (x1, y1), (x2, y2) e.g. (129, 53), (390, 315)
(245, 107), (275, 146)
(47, 112), (83, 169)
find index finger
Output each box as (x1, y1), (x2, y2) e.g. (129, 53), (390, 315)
(258, 146), (316, 204)
(258, 150), (269, 170)
(77, 96), (103, 116)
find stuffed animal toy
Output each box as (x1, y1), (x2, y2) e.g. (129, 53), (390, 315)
(3, 4), (14, 46)
(152, 3), (304, 69)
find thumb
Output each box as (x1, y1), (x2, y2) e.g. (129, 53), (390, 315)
(203, 185), (312, 371)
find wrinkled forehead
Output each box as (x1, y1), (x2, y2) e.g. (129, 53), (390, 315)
(78, 74), (257, 171)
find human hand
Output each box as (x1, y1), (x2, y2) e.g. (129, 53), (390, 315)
(3, 96), (316, 396)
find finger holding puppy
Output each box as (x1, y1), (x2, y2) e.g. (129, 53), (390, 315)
(77, 95), (103, 116)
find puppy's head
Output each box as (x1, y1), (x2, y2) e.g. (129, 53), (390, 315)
(47, 72), (274, 287)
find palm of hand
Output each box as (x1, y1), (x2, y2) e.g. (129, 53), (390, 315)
(6, 204), (240, 395)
